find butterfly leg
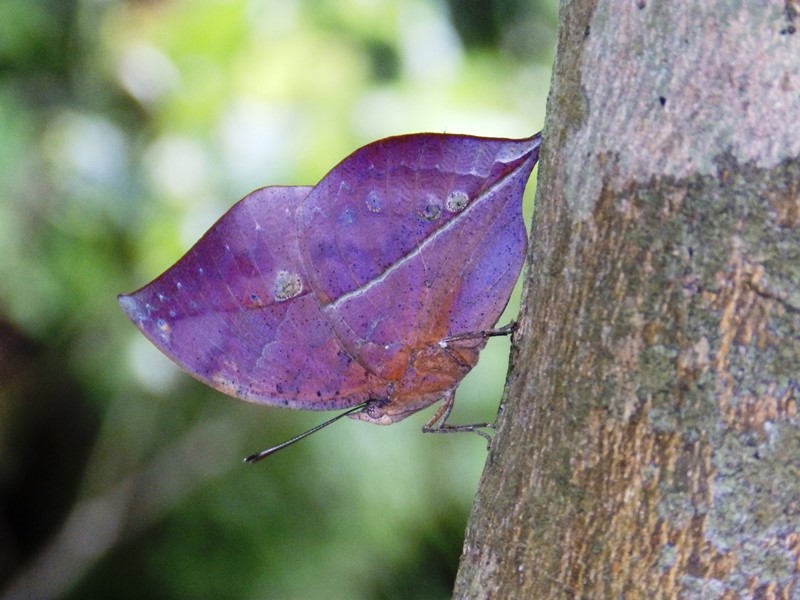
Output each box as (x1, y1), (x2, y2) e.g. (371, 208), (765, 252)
(422, 389), (494, 448)
(425, 322), (515, 448)
(441, 321), (516, 346)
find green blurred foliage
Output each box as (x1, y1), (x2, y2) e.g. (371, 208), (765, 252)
(0, 0), (554, 598)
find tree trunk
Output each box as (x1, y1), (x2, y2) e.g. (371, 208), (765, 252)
(454, 1), (800, 598)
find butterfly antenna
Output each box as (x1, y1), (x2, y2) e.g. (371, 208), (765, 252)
(243, 402), (369, 464)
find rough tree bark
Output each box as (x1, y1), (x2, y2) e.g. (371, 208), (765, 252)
(454, 1), (800, 598)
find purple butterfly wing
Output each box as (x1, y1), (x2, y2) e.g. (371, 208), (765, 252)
(119, 186), (390, 409)
(297, 134), (541, 385)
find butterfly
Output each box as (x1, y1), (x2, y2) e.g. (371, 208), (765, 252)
(120, 132), (541, 461)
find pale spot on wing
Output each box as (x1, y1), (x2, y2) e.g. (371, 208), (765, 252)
(416, 199), (442, 221)
(366, 190), (382, 213)
(341, 206), (355, 225)
(273, 270), (303, 301)
(156, 318), (171, 342)
(445, 190), (469, 212)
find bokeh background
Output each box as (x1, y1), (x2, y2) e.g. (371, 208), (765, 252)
(0, 1), (555, 598)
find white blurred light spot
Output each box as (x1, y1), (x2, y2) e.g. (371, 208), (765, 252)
(217, 99), (300, 187)
(351, 88), (529, 140)
(128, 335), (181, 395)
(43, 112), (128, 189)
(144, 135), (214, 203)
(399, 3), (463, 83)
(248, 0), (299, 36)
(116, 43), (180, 107)
(179, 204), (226, 250)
